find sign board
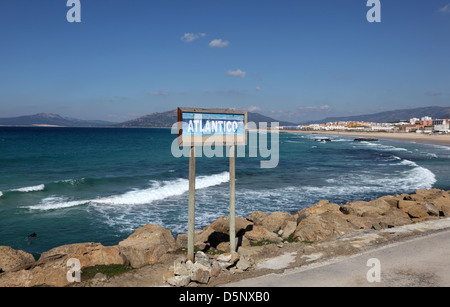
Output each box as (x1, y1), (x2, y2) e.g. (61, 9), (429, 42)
(177, 107), (246, 260)
(178, 107), (247, 146)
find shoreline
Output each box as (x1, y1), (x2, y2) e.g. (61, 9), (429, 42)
(280, 130), (450, 145)
(1, 188), (450, 287)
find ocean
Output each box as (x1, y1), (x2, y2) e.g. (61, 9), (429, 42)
(1, 127), (449, 256)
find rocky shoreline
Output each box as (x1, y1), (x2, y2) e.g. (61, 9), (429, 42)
(1, 188), (450, 287)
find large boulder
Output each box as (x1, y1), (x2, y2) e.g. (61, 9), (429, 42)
(118, 224), (175, 268)
(243, 225), (282, 243)
(408, 190), (450, 217)
(175, 228), (215, 251)
(376, 195), (401, 208)
(247, 211), (296, 234)
(430, 196), (450, 217)
(36, 242), (124, 287)
(398, 200), (432, 219)
(39, 242), (124, 268)
(261, 212), (296, 233)
(0, 246), (35, 273)
(246, 211), (267, 225)
(0, 269), (34, 287)
(345, 215), (382, 230)
(377, 207), (413, 228)
(293, 212), (357, 243)
(296, 200), (341, 218)
(344, 207), (412, 230)
(340, 199), (391, 218)
(411, 189), (449, 203)
(0, 242), (125, 287)
(208, 216), (252, 236)
(247, 211), (297, 240)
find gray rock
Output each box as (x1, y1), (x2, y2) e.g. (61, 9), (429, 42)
(167, 275), (191, 287)
(424, 203), (440, 216)
(210, 260), (222, 277)
(216, 253), (232, 262)
(195, 251), (211, 268)
(174, 262), (190, 276)
(190, 262), (211, 284)
(236, 256), (254, 271)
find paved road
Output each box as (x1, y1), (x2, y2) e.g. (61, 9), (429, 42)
(225, 229), (450, 287)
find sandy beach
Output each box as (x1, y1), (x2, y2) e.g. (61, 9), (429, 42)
(281, 130), (450, 145)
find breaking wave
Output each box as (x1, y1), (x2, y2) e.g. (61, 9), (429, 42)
(93, 172), (229, 206)
(10, 184), (45, 193)
(25, 172), (229, 211)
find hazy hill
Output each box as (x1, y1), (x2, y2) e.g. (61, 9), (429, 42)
(116, 109), (296, 128)
(302, 106), (450, 124)
(0, 110), (295, 128)
(0, 113), (116, 127)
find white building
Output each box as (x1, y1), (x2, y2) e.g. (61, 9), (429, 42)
(433, 119), (449, 132)
(370, 124), (395, 131)
(410, 117), (420, 124)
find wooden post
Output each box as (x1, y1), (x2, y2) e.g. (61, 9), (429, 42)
(229, 145), (236, 252)
(188, 146), (196, 261)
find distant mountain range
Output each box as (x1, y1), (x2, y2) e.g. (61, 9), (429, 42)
(1, 106), (448, 128)
(0, 113), (116, 127)
(115, 109), (296, 128)
(301, 106), (450, 125)
(0, 110), (295, 128)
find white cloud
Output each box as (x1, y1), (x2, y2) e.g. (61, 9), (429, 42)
(248, 106), (261, 112)
(438, 4), (450, 13)
(209, 39), (230, 48)
(181, 32), (206, 43)
(226, 69), (246, 78)
(255, 86), (262, 91)
(148, 90), (170, 96)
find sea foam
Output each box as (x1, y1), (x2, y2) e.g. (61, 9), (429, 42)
(11, 184), (45, 193)
(303, 158), (436, 199)
(27, 196), (90, 211)
(26, 172), (230, 210)
(94, 172), (229, 206)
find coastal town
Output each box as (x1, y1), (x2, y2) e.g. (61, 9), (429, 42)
(281, 116), (450, 134)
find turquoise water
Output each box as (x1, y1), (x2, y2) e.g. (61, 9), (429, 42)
(0, 127), (449, 256)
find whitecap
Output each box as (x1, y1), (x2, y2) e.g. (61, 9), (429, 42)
(94, 172), (229, 206)
(27, 196), (90, 211)
(332, 139), (351, 142)
(356, 141), (408, 152)
(11, 184), (45, 193)
(431, 144), (450, 151)
(293, 159), (436, 200)
(426, 153), (438, 159)
(26, 172), (230, 210)
(397, 159), (418, 167)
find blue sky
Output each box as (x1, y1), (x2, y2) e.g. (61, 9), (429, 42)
(0, 0), (449, 123)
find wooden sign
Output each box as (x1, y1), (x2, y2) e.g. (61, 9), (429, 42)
(177, 107), (247, 261)
(178, 107), (247, 146)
